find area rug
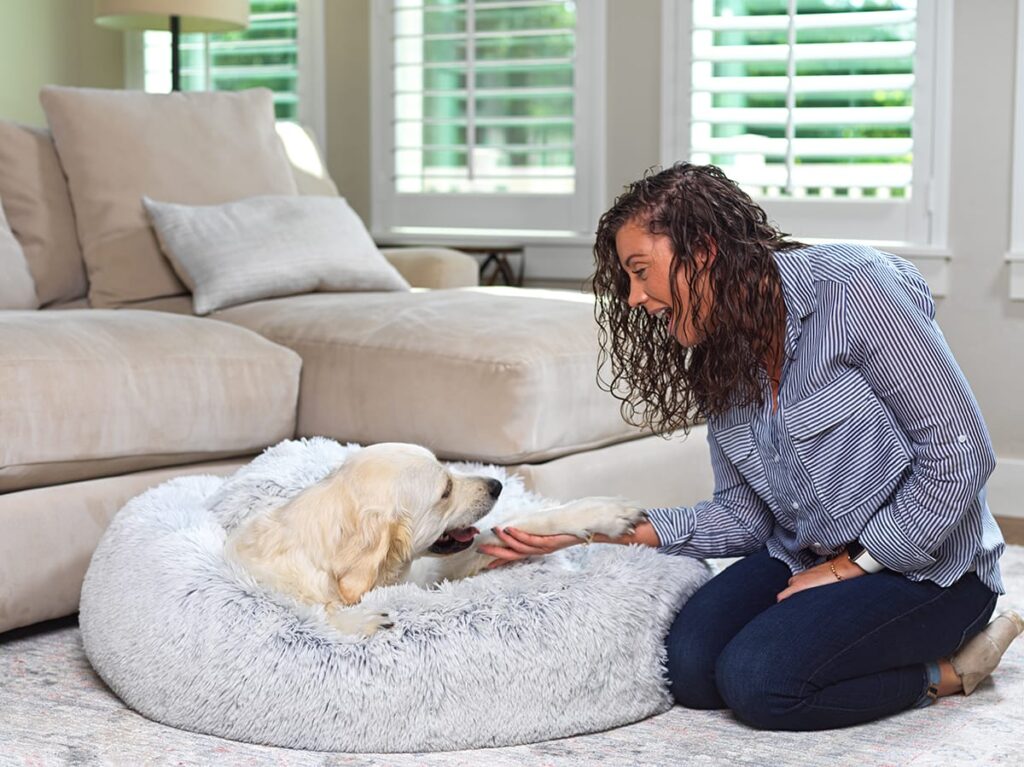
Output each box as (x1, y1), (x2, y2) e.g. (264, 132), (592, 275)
(1, 548), (1021, 765)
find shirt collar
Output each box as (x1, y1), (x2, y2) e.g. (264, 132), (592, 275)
(773, 248), (817, 356)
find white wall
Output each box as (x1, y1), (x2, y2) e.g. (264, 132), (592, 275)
(938, 0), (1024, 516)
(4, 0), (1015, 511)
(324, 0), (372, 224)
(6, 0), (1019, 512)
(323, 0), (1024, 513)
(0, 0), (124, 125)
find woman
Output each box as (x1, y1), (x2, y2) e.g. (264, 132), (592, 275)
(479, 163), (1023, 731)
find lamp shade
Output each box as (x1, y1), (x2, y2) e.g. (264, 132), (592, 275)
(94, 0), (248, 33)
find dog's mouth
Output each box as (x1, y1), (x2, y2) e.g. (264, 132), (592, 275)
(428, 526), (479, 555)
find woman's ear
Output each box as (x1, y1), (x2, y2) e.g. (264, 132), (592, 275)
(331, 513), (413, 605)
(696, 235), (718, 267)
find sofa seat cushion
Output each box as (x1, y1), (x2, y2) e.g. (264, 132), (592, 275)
(213, 288), (643, 464)
(0, 311), (301, 493)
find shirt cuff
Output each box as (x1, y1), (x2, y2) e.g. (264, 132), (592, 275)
(644, 506), (697, 554)
(850, 545), (886, 573)
(858, 506), (939, 573)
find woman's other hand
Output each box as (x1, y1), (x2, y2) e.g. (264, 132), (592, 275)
(776, 553), (867, 601)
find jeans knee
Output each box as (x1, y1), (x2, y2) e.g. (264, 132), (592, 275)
(664, 611), (726, 709)
(716, 641), (803, 730)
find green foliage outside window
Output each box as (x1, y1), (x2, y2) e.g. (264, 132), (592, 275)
(699, 0), (916, 199)
(409, 0), (577, 179)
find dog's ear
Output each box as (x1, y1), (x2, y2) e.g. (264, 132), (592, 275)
(332, 512), (413, 605)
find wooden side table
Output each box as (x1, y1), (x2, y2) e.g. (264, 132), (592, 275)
(457, 244), (526, 287)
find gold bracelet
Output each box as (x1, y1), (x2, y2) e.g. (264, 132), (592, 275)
(829, 560), (844, 581)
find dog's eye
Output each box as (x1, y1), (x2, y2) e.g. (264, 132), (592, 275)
(441, 477), (453, 500)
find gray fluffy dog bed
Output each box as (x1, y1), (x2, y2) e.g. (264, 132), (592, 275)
(80, 438), (711, 752)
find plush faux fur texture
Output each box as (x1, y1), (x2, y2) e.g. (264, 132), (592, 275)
(79, 438), (711, 753)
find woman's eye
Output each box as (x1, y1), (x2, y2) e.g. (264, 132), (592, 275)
(634, 269), (647, 280)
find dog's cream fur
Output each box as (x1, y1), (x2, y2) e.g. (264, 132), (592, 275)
(226, 442), (645, 635)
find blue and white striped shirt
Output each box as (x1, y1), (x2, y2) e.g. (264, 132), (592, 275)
(646, 243), (1005, 594)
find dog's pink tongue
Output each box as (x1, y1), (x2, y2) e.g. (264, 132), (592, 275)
(449, 527), (478, 543)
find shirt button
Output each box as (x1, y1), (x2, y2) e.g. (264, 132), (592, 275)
(791, 501), (800, 510)
(957, 434), (968, 443)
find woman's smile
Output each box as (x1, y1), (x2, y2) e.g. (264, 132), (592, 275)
(614, 218), (709, 347)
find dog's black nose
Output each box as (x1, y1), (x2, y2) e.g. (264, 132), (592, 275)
(486, 478), (503, 499)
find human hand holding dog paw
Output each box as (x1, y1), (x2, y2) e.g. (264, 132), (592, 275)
(479, 519), (663, 568)
(478, 527), (586, 569)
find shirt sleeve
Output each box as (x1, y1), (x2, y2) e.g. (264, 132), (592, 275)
(645, 427), (774, 558)
(847, 255), (996, 572)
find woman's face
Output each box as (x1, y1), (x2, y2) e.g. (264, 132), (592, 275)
(614, 218), (710, 348)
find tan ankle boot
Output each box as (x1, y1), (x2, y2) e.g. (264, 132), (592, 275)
(950, 611), (1024, 695)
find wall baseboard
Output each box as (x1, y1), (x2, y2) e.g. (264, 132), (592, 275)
(989, 458), (1024, 519)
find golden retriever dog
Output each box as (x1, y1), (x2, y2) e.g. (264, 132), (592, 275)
(226, 442), (644, 636)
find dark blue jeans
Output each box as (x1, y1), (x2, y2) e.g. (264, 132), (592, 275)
(666, 549), (997, 731)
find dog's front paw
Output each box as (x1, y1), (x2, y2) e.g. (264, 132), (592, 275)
(508, 496), (646, 541)
(558, 496), (647, 540)
(325, 603), (393, 637)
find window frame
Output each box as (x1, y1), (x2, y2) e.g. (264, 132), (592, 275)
(369, 0), (607, 239)
(660, 0), (952, 253)
(124, 0), (326, 151)
(1008, 0), (1024, 300)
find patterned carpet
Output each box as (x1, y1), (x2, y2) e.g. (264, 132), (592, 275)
(2, 549), (1023, 767)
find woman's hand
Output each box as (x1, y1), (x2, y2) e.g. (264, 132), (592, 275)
(478, 520), (660, 569)
(477, 527), (584, 569)
(776, 553), (866, 601)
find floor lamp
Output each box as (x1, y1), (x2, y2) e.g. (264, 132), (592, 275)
(94, 0), (249, 92)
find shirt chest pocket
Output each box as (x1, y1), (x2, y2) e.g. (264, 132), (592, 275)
(715, 420), (774, 504)
(784, 369), (912, 517)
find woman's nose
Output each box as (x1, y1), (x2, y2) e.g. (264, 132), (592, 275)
(627, 281), (647, 309)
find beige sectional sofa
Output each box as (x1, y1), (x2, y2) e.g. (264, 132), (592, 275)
(0, 87), (713, 636)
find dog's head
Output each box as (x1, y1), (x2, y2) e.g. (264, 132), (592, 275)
(338, 442), (501, 555)
(291, 443), (501, 603)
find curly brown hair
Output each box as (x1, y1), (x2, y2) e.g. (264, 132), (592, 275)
(592, 162), (802, 434)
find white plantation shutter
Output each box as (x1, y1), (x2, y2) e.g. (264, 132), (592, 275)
(691, 0), (916, 199)
(372, 0), (606, 235)
(664, 0), (950, 245)
(392, 0), (576, 195)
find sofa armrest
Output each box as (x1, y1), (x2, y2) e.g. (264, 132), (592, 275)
(380, 247), (479, 289)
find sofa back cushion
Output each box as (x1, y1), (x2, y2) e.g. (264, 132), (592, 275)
(143, 195), (410, 314)
(40, 86), (298, 308)
(275, 122), (340, 197)
(0, 198), (40, 309)
(0, 122), (89, 306)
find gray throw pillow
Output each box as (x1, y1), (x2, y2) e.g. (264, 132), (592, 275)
(0, 199), (40, 310)
(143, 195), (410, 315)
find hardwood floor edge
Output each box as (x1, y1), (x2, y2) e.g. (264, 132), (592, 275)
(995, 515), (1024, 546)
